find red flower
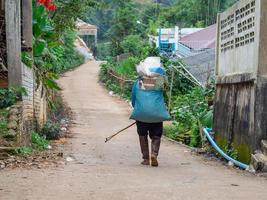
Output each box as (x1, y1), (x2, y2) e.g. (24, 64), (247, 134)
(37, 0), (56, 11)
(37, 0), (46, 3)
(44, 0), (51, 8)
(48, 4), (56, 11)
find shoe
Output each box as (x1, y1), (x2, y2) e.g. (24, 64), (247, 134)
(151, 154), (158, 167)
(141, 159), (150, 165)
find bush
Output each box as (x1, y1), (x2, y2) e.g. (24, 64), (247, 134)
(31, 132), (49, 150)
(41, 120), (61, 140)
(15, 132), (49, 156)
(15, 147), (33, 156)
(96, 42), (112, 60)
(114, 57), (139, 79)
(61, 30), (85, 71)
(121, 35), (145, 56)
(170, 87), (213, 147)
(163, 123), (180, 140)
(0, 87), (27, 109)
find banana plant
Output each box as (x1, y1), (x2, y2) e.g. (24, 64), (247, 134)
(32, 1), (62, 94)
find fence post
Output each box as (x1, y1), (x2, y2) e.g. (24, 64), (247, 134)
(5, 0), (22, 87)
(168, 67), (174, 112)
(22, 0), (33, 51)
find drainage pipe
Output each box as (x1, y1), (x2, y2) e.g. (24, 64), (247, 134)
(203, 128), (249, 170)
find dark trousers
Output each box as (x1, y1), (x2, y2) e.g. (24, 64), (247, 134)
(136, 121), (163, 159)
(136, 121), (163, 139)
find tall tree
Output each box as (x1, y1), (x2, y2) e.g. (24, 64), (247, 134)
(107, 0), (138, 56)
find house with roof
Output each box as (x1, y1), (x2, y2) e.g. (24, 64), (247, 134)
(178, 24), (216, 57)
(153, 26), (203, 53)
(76, 19), (98, 47)
(178, 24), (217, 86)
(152, 24), (217, 86)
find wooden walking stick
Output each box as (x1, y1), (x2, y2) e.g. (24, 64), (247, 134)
(105, 122), (136, 143)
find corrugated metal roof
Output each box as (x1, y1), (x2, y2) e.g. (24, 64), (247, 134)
(181, 49), (215, 85)
(180, 24), (217, 50)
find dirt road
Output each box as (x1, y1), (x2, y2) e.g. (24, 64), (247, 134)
(1, 61), (267, 200)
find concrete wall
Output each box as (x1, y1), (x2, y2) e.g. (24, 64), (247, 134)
(214, 0), (267, 163)
(216, 0), (258, 76)
(34, 84), (47, 130)
(21, 63), (34, 145)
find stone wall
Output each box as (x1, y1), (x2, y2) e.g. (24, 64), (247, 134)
(4, 63), (48, 147)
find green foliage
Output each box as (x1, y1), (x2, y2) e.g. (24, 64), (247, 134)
(53, 0), (97, 34)
(158, 0), (238, 27)
(99, 62), (109, 83)
(163, 122), (181, 140)
(0, 87), (27, 109)
(21, 52), (34, 67)
(61, 30), (85, 71)
(114, 57), (139, 79)
(107, 0), (140, 56)
(31, 1), (88, 103)
(96, 42), (112, 60)
(41, 120), (61, 140)
(15, 147), (33, 156)
(31, 132), (49, 150)
(32, 2), (62, 91)
(0, 109), (8, 137)
(169, 87), (214, 147)
(222, 144), (238, 160)
(121, 35), (145, 56)
(171, 87), (209, 126)
(201, 109), (213, 128)
(99, 61), (133, 99)
(15, 132), (49, 156)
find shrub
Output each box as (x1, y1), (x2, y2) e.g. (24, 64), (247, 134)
(0, 87), (27, 109)
(31, 132), (49, 150)
(14, 132), (49, 156)
(96, 42), (112, 60)
(61, 30), (85, 71)
(41, 120), (61, 140)
(170, 87), (213, 147)
(163, 123), (180, 140)
(115, 57), (139, 79)
(121, 35), (145, 56)
(15, 147), (33, 156)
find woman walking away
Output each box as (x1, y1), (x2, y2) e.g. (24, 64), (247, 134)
(130, 57), (171, 167)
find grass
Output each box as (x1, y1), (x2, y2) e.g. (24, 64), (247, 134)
(15, 132), (49, 156)
(163, 123), (184, 141)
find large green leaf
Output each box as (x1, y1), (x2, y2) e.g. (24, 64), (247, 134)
(33, 40), (47, 57)
(200, 109), (213, 128)
(33, 4), (45, 23)
(33, 24), (42, 38)
(44, 79), (61, 91)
